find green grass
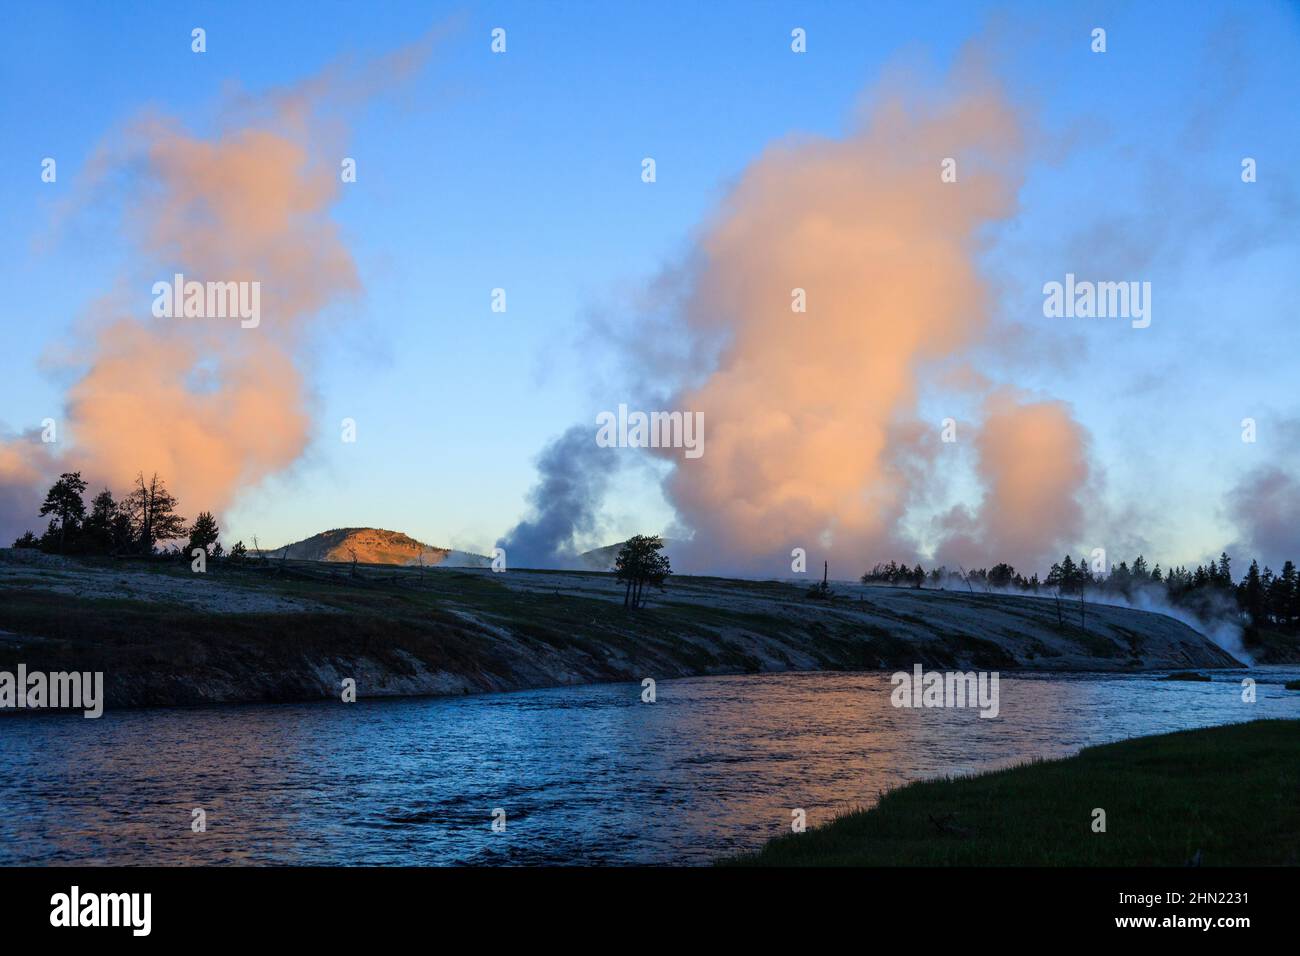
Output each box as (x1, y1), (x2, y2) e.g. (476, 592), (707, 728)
(724, 720), (1300, 866)
(0, 560), (797, 697)
(0, 587), (505, 677)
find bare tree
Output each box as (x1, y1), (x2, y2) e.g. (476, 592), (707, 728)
(123, 472), (185, 554)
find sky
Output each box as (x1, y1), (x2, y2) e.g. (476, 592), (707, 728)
(0, 1), (1297, 576)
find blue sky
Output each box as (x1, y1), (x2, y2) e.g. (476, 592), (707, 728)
(1, 1), (1297, 569)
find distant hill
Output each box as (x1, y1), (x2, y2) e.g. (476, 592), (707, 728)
(264, 528), (490, 567)
(579, 538), (682, 571)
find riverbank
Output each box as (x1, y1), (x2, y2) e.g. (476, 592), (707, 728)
(725, 719), (1300, 866)
(0, 548), (1245, 710)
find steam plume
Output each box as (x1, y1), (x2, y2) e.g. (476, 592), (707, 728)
(652, 65), (1090, 574)
(0, 41), (436, 543)
(496, 425), (618, 569)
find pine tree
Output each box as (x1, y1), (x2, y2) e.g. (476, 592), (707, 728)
(1217, 552), (1232, 587)
(1280, 560), (1299, 627)
(38, 472), (88, 553)
(82, 489), (120, 554)
(1239, 560), (1266, 624)
(186, 511), (221, 557)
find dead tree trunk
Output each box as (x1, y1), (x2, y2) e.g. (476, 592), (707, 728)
(958, 565), (975, 595)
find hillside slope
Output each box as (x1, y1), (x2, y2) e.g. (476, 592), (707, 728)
(268, 528), (489, 567)
(579, 538), (684, 571)
(0, 549), (1245, 710)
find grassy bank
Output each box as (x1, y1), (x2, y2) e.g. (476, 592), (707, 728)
(0, 549), (1245, 708)
(725, 720), (1300, 866)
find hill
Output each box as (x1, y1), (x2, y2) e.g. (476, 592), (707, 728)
(579, 538), (683, 571)
(265, 528), (489, 567)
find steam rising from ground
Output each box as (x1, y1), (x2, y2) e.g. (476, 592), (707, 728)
(497, 425), (618, 569)
(932, 390), (1090, 571)
(0, 42), (436, 543)
(916, 573), (1251, 665)
(648, 66), (1090, 575)
(501, 63), (1097, 577)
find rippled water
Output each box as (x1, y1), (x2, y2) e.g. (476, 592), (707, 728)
(2, 667), (1297, 865)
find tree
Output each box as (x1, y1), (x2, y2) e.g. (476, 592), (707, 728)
(1216, 552), (1232, 588)
(12, 530), (40, 548)
(187, 511), (221, 558)
(228, 540), (248, 563)
(1108, 560), (1133, 595)
(1055, 555), (1079, 593)
(614, 534), (672, 609)
(81, 488), (124, 554)
(988, 563), (1015, 589)
(1239, 560), (1266, 624)
(1280, 561), (1299, 627)
(1266, 566), (1291, 627)
(38, 472), (87, 553)
(123, 472), (186, 554)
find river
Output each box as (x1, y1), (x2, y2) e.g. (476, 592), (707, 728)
(2, 667), (1297, 865)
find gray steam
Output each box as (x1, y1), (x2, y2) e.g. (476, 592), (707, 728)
(916, 572), (1253, 666)
(496, 424), (617, 569)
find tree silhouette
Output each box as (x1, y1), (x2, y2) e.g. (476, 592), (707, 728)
(988, 563), (1016, 588)
(187, 511), (221, 558)
(1279, 561), (1299, 627)
(81, 488), (132, 554)
(123, 472), (186, 555)
(38, 472), (87, 553)
(614, 534), (672, 609)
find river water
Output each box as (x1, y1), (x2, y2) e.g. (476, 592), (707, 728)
(2, 667), (1297, 865)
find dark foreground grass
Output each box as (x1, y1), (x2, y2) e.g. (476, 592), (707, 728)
(725, 720), (1300, 866)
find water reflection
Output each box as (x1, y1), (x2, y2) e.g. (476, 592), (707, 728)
(2, 668), (1296, 865)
